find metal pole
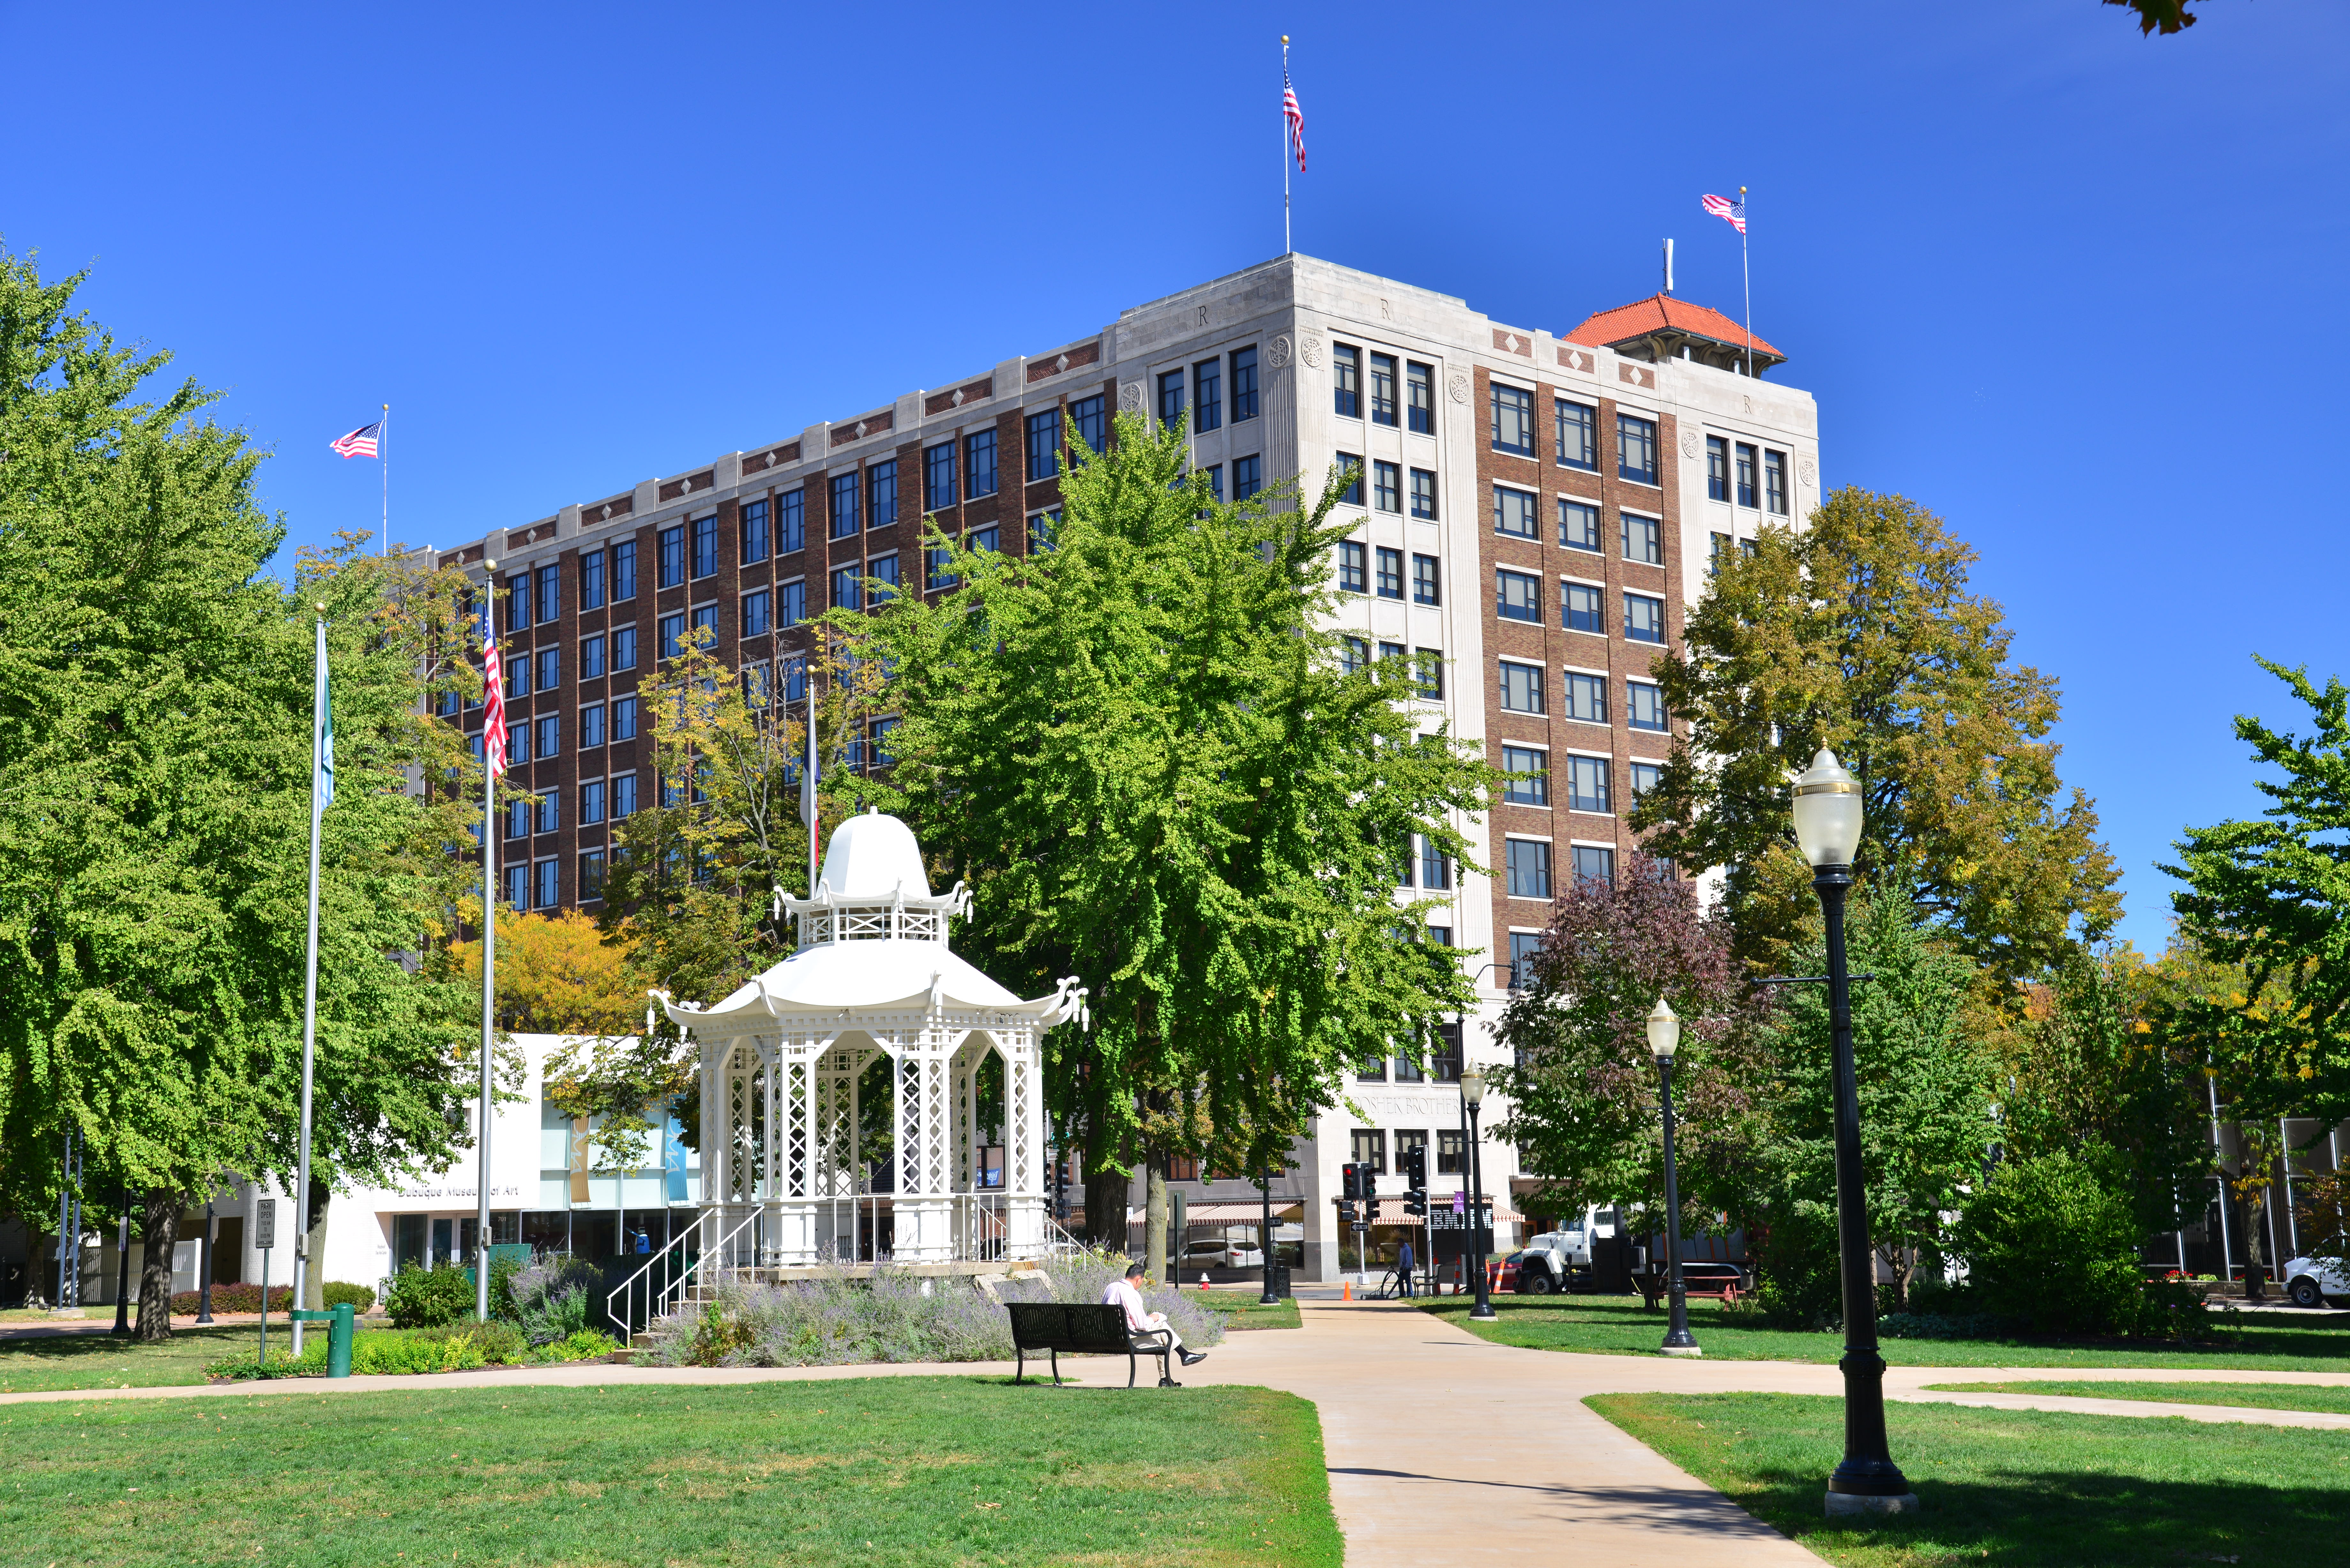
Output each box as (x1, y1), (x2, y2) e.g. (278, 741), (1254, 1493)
(1259, 1168), (1278, 1305)
(1816, 866), (1914, 1511)
(196, 1201), (216, 1324)
(1467, 1104), (1494, 1320)
(477, 732), (497, 1322)
(1281, 37), (1291, 255)
(2280, 1117), (2301, 1261)
(2207, 1067), (2233, 1282)
(1657, 1055), (1698, 1354)
(292, 611), (328, 1354)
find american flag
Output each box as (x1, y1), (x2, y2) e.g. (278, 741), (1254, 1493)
(1701, 192), (1746, 235)
(1284, 72), (1306, 171)
(330, 420), (382, 459)
(481, 622), (508, 779)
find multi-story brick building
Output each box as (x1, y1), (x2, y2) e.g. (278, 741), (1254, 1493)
(436, 252), (1816, 1280)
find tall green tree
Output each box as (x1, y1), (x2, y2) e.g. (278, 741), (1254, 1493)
(1635, 486), (2121, 980)
(848, 412), (1491, 1272)
(0, 248), (482, 1335)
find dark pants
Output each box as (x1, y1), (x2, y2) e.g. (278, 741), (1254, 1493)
(1397, 1261), (1415, 1297)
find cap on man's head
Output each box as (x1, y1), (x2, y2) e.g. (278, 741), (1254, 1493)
(1124, 1261), (1147, 1279)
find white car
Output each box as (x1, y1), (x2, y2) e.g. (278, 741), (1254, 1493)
(1182, 1237), (1264, 1270)
(2280, 1256), (2349, 1308)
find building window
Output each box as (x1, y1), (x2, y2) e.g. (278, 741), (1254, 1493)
(1437, 1128), (1467, 1172)
(830, 471), (860, 540)
(1435, 1021), (1468, 1085)
(1498, 661), (1544, 714)
(831, 565), (861, 612)
(612, 539), (637, 601)
(1572, 844), (1616, 887)
(1565, 755), (1610, 814)
(657, 527), (684, 589)
(509, 720), (532, 767)
(1337, 541), (1367, 594)
(505, 653), (527, 700)
(1232, 454), (1262, 502)
(658, 611), (686, 659)
(1379, 640), (1407, 668)
(1340, 635), (1369, 675)
(1373, 461), (1402, 513)
(505, 793), (530, 839)
(867, 460), (897, 532)
(1495, 569), (1541, 623)
(1564, 671), (1607, 724)
(1630, 761), (1662, 801)
(612, 694), (638, 742)
(742, 661), (771, 710)
(1711, 532), (1732, 576)
(1492, 384), (1535, 455)
(1159, 369), (1186, 428)
(581, 702), (605, 750)
(1369, 353), (1397, 426)
(781, 653), (808, 703)
(1622, 512), (1662, 566)
(611, 772), (637, 819)
(1025, 410), (1060, 481)
(1336, 453), (1364, 506)
(581, 549), (605, 610)
(535, 562), (560, 624)
(1192, 358), (1221, 432)
(1407, 361), (1435, 434)
(1071, 394), (1106, 458)
(504, 863), (529, 912)
(1229, 348), (1258, 423)
(1412, 554), (1440, 605)
(1562, 581), (1604, 634)
(869, 715), (899, 769)
(1494, 485), (1538, 539)
(1028, 511), (1060, 552)
(1618, 413), (1659, 485)
(1420, 835), (1452, 890)
(1409, 468), (1438, 521)
(923, 441), (956, 512)
(1396, 828), (1417, 890)
(1624, 592), (1666, 644)
(741, 498), (770, 564)
(925, 545), (955, 592)
(1426, 924), (1452, 949)
(965, 430), (998, 499)
(689, 515), (718, 579)
(1556, 400), (1598, 471)
(1731, 442), (1756, 508)
(612, 625), (637, 672)
(1200, 465), (1222, 503)
(535, 787), (560, 835)
(779, 579), (806, 626)
(1628, 680), (1668, 731)
(1765, 449), (1788, 515)
(1507, 839), (1553, 900)
(1559, 500), (1601, 553)
(868, 553), (900, 604)
(1376, 547), (1404, 600)
(1351, 1128), (1388, 1172)
(1502, 745), (1548, 805)
(1412, 647), (1444, 700)
(777, 488), (806, 554)
(534, 858), (559, 910)
(1707, 436), (1729, 502)
(505, 572), (530, 632)
(579, 850), (606, 900)
(535, 646), (559, 693)
(1332, 345), (1359, 418)
(743, 589), (772, 637)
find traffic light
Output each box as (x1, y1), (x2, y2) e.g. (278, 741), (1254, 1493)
(1336, 1199), (1358, 1227)
(1341, 1162), (1367, 1202)
(1401, 1146), (1428, 1217)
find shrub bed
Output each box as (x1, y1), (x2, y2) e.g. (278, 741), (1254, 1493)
(204, 1324), (619, 1381)
(166, 1281), (375, 1315)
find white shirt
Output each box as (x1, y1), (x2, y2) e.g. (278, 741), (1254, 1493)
(1103, 1277), (1152, 1332)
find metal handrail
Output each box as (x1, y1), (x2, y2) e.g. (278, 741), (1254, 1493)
(605, 1206), (764, 1337)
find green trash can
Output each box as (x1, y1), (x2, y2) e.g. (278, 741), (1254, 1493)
(288, 1304), (355, 1378)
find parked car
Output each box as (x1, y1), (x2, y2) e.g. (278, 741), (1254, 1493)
(2280, 1256), (2350, 1308)
(1510, 1206), (1622, 1293)
(1182, 1237), (1263, 1271)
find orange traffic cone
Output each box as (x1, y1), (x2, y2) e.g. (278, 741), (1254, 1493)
(1342, 1279), (1352, 1301)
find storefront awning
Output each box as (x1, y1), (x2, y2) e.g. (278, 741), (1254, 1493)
(1128, 1202), (1304, 1223)
(1372, 1197), (1522, 1225)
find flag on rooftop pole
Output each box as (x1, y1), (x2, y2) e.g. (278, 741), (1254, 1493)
(290, 609), (330, 1354)
(1281, 37), (1305, 254)
(1700, 192), (1745, 234)
(1702, 189), (1756, 376)
(329, 420), (382, 459)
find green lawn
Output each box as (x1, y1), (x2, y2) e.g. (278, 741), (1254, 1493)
(1423, 1292), (2350, 1369)
(1199, 1291), (1302, 1331)
(1589, 1390), (2350, 1567)
(0, 1378), (1340, 1567)
(0, 1323), (269, 1393)
(1927, 1378), (2350, 1415)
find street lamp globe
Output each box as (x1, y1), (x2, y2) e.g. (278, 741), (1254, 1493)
(1459, 1065), (1485, 1107)
(1644, 998), (1681, 1063)
(1791, 748), (1864, 869)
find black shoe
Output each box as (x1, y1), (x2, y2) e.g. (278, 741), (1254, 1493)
(1180, 1350), (1208, 1367)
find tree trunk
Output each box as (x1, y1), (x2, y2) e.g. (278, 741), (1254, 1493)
(2243, 1177), (2269, 1300)
(19, 1225), (48, 1309)
(300, 1173), (330, 1311)
(1083, 1159), (1129, 1251)
(1145, 1161), (1169, 1286)
(135, 1189), (179, 1341)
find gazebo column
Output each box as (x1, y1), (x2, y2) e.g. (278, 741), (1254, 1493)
(1005, 1027), (1048, 1259)
(893, 1025), (956, 1263)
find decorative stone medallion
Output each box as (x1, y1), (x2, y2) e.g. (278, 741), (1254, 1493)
(1446, 371), (1470, 404)
(1267, 335), (1293, 368)
(1299, 335), (1324, 368)
(1118, 381), (1145, 414)
(1680, 429), (1701, 459)
(1799, 456), (1817, 486)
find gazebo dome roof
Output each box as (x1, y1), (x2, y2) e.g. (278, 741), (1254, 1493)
(817, 810), (932, 900)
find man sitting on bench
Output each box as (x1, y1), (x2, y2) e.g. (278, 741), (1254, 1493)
(1105, 1261), (1208, 1368)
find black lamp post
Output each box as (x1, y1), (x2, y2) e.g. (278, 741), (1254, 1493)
(1258, 1167), (1280, 1306)
(1792, 748), (1918, 1516)
(1646, 998), (1700, 1357)
(1461, 1067), (1496, 1321)
(195, 1199), (216, 1325)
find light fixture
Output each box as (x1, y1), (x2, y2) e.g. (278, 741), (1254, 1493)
(1459, 1065), (1485, 1108)
(1791, 748), (1864, 869)
(1645, 998), (1681, 1063)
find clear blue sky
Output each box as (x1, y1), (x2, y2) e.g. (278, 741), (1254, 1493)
(5, 0), (2343, 955)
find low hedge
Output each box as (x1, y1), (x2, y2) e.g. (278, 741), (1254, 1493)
(204, 1325), (620, 1381)
(168, 1281), (375, 1315)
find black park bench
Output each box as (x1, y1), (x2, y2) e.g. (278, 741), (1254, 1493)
(1006, 1301), (1179, 1388)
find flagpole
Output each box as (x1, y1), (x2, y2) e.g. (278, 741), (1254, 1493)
(380, 403), (390, 555)
(290, 609), (329, 1355)
(1740, 185), (1753, 377)
(476, 568), (499, 1323)
(807, 677), (819, 891)
(1281, 36), (1292, 255)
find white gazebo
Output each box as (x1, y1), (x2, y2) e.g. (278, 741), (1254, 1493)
(658, 810), (1084, 1271)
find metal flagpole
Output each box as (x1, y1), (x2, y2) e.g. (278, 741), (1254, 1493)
(1739, 186), (1753, 376)
(380, 404), (390, 554)
(477, 569), (500, 1322)
(1281, 36), (1291, 255)
(291, 609), (330, 1355)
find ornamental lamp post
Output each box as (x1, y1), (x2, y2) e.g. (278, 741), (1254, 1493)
(1791, 748), (1917, 1516)
(1645, 998), (1700, 1357)
(1460, 1067), (1496, 1321)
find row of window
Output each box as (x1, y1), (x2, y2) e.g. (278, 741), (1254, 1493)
(1338, 637), (1444, 700)
(1488, 388), (1661, 487)
(1336, 543), (1441, 604)
(1497, 662), (1669, 730)
(1335, 455), (1438, 520)
(1496, 573), (1668, 642)
(1333, 346), (1438, 434)
(1502, 495), (1664, 567)
(1346, 1126), (1470, 1172)
(1499, 743), (1661, 815)
(1707, 436), (1789, 513)
(1158, 349), (1259, 434)
(1503, 838), (1617, 901)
